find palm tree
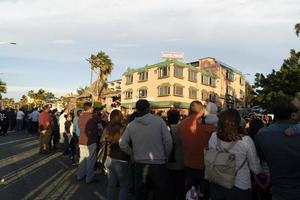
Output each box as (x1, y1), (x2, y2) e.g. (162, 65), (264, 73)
(77, 86), (89, 96)
(295, 23), (300, 37)
(86, 51), (113, 102)
(0, 80), (7, 99)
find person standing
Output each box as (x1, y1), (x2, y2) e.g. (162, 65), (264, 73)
(77, 102), (102, 184)
(208, 109), (261, 200)
(49, 109), (59, 150)
(59, 108), (68, 148)
(16, 108), (25, 131)
(119, 99), (173, 200)
(256, 96), (300, 200)
(38, 105), (52, 154)
(63, 114), (73, 155)
(0, 109), (9, 136)
(72, 109), (82, 165)
(166, 109), (185, 200)
(102, 110), (130, 200)
(31, 108), (40, 134)
(178, 101), (216, 200)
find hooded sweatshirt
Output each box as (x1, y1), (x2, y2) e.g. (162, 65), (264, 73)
(119, 113), (173, 164)
(205, 102), (218, 126)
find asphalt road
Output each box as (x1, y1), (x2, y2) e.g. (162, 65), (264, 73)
(0, 131), (108, 200)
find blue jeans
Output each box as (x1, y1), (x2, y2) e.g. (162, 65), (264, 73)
(16, 119), (23, 131)
(134, 163), (169, 200)
(105, 157), (129, 200)
(77, 143), (97, 183)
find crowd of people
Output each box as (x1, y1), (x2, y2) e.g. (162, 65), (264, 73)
(1, 95), (299, 200)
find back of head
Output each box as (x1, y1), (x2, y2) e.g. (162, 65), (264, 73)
(83, 102), (93, 112)
(43, 105), (50, 112)
(136, 99), (150, 113)
(271, 96), (298, 121)
(109, 109), (123, 125)
(189, 100), (204, 116)
(217, 109), (243, 142)
(206, 102), (218, 115)
(107, 110), (124, 144)
(167, 109), (180, 125)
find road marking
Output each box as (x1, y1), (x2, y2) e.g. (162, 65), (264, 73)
(94, 192), (107, 200)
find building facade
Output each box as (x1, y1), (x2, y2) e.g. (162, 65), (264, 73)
(121, 57), (246, 114)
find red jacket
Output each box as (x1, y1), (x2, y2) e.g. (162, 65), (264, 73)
(178, 114), (216, 170)
(38, 111), (52, 131)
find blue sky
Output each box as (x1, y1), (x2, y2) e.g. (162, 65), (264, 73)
(0, 0), (299, 100)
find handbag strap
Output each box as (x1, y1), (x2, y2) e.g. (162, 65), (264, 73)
(235, 157), (247, 175)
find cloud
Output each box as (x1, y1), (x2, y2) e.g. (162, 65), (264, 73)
(112, 43), (139, 48)
(51, 40), (75, 45)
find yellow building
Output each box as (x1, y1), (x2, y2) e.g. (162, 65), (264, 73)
(121, 57), (245, 114)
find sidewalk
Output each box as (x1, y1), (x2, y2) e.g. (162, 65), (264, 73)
(0, 130), (107, 200)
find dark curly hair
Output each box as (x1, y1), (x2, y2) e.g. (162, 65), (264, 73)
(217, 109), (244, 142)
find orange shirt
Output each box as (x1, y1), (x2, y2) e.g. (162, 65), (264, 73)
(178, 115), (216, 170)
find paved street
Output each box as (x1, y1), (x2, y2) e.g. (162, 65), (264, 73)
(0, 131), (107, 200)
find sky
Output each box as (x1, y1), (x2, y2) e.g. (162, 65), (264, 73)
(0, 0), (299, 100)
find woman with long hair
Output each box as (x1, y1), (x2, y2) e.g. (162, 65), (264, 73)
(208, 109), (261, 200)
(101, 110), (130, 200)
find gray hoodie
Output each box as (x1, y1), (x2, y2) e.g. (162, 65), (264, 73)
(119, 113), (173, 164)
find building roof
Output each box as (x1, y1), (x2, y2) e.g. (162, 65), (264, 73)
(123, 59), (218, 78)
(198, 57), (243, 76)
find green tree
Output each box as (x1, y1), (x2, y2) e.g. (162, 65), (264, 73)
(245, 82), (257, 107)
(0, 79), (7, 99)
(86, 51), (113, 102)
(27, 89), (56, 108)
(295, 23), (300, 37)
(2, 97), (15, 108)
(254, 49), (300, 111)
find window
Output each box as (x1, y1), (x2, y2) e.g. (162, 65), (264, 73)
(125, 90), (132, 99)
(202, 75), (210, 85)
(240, 77), (245, 85)
(174, 67), (183, 78)
(139, 89), (147, 98)
(188, 70), (197, 82)
(126, 74), (133, 84)
(158, 86), (170, 96)
(158, 67), (170, 78)
(202, 90), (209, 101)
(139, 72), (148, 81)
(240, 90), (245, 99)
(226, 86), (234, 96)
(173, 85), (184, 96)
(210, 78), (216, 87)
(189, 88), (198, 99)
(226, 71), (234, 81)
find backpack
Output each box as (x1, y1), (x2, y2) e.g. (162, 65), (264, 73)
(204, 138), (246, 189)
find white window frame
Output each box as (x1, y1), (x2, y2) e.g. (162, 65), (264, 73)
(139, 71), (148, 81)
(126, 74), (133, 84)
(174, 67), (183, 78)
(188, 70), (197, 82)
(158, 86), (170, 96)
